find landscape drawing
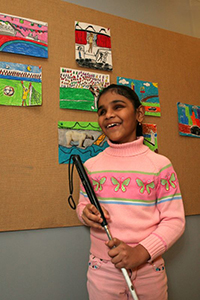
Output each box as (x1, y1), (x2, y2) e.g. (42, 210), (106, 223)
(177, 102), (200, 138)
(117, 76), (161, 117)
(75, 21), (112, 71)
(0, 61), (42, 106)
(143, 123), (158, 152)
(60, 67), (110, 111)
(58, 121), (108, 164)
(0, 13), (48, 58)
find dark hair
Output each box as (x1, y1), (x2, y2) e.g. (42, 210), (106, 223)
(97, 84), (143, 136)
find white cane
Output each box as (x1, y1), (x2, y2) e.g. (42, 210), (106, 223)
(70, 155), (138, 300)
(104, 225), (138, 300)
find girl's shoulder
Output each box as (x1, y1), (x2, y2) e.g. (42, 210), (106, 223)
(149, 150), (171, 163)
(146, 149), (173, 172)
(84, 151), (105, 170)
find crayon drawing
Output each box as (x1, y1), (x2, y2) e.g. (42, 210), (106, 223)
(177, 102), (200, 138)
(143, 123), (158, 152)
(75, 21), (112, 71)
(117, 77), (161, 117)
(60, 68), (110, 111)
(58, 121), (108, 164)
(0, 61), (42, 106)
(0, 13), (48, 58)
(58, 121), (158, 164)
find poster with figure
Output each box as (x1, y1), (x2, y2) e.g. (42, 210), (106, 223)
(58, 121), (108, 164)
(75, 21), (112, 71)
(177, 102), (200, 138)
(143, 123), (158, 152)
(0, 61), (42, 106)
(117, 77), (161, 117)
(0, 13), (48, 58)
(60, 67), (110, 111)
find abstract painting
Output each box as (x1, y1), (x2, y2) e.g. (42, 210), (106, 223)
(0, 61), (42, 106)
(75, 21), (112, 71)
(58, 121), (108, 164)
(0, 13), (48, 58)
(60, 67), (110, 111)
(177, 102), (200, 138)
(117, 76), (161, 117)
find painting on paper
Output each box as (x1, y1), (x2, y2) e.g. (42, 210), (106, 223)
(143, 123), (158, 152)
(0, 13), (48, 58)
(60, 68), (110, 111)
(58, 121), (108, 164)
(0, 61), (42, 106)
(117, 77), (161, 117)
(75, 21), (112, 71)
(177, 102), (200, 138)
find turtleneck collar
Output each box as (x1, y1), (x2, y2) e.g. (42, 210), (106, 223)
(105, 136), (149, 157)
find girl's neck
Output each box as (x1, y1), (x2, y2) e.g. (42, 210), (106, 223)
(105, 136), (148, 157)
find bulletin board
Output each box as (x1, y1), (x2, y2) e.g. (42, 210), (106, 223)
(0, 0), (200, 232)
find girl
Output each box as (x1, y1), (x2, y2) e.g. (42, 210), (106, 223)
(76, 84), (185, 300)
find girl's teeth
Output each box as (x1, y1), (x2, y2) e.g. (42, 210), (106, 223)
(108, 123), (116, 128)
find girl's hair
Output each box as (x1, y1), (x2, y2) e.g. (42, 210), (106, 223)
(97, 84), (143, 136)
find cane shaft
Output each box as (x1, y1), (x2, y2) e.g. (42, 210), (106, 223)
(104, 226), (138, 300)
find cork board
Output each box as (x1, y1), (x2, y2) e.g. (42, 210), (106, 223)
(0, 0), (200, 232)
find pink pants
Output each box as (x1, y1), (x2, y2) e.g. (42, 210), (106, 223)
(87, 254), (168, 300)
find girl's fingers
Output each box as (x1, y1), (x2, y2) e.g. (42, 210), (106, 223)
(101, 206), (110, 219)
(105, 238), (121, 250)
(82, 204), (104, 229)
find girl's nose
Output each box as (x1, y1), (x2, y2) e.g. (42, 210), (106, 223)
(105, 108), (115, 119)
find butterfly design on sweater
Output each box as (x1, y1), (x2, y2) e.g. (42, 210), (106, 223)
(160, 173), (176, 191)
(136, 179), (155, 195)
(92, 177), (106, 191)
(111, 177), (131, 192)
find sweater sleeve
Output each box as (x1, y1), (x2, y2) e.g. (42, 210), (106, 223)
(76, 157), (98, 224)
(76, 182), (90, 224)
(139, 162), (185, 261)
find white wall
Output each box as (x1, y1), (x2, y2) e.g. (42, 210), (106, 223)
(0, 1), (200, 299)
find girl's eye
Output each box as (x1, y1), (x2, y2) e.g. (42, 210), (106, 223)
(114, 104), (124, 110)
(98, 109), (106, 116)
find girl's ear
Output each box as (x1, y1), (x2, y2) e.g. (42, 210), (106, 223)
(136, 105), (145, 123)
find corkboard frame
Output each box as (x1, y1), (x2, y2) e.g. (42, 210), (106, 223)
(0, 0), (199, 232)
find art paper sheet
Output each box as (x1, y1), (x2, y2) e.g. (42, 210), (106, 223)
(60, 67), (110, 111)
(0, 61), (42, 106)
(58, 121), (158, 164)
(58, 121), (108, 164)
(0, 13), (48, 58)
(117, 77), (161, 117)
(75, 21), (112, 71)
(177, 102), (200, 138)
(143, 123), (158, 152)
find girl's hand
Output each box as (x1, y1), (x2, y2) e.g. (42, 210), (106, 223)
(106, 238), (150, 270)
(82, 204), (110, 230)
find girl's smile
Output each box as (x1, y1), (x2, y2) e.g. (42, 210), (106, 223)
(97, 91), (144, 144)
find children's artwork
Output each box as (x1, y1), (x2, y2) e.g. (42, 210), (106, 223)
(58, 121), (158, 164)
(75, 21), (112, 71)
(143, 123), (158, 152)
(0, 13), (48, 58)
(0, 61), (42, 106)
(58, 121), (108, 164)
(60, 67), (110, 111)
(177, 102), (200, 138)
(117, 77), (161, 117)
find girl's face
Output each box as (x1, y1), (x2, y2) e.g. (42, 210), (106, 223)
(97, 91), (144, 144)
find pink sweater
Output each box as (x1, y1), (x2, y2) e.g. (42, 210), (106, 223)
(76, 137), (185, 261)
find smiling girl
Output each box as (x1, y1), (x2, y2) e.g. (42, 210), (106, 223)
(76, 84), (185, 300)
